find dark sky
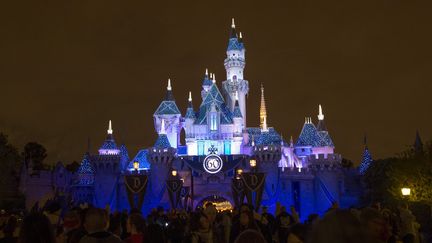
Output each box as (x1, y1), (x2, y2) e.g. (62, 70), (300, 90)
(1, 0), (431, 164)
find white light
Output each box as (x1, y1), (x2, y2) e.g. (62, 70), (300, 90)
(107, 120), (113, 134)
(188, 91), (192, 102)
(231, 18), (235, 28)
(401, 188), (411, 196)
(167, 78), (172, 91)
(212, 73), (216, 83)
(318, 104), (324, 121)
(172, 170), (177, 177)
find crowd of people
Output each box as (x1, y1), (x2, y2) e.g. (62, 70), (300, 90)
(0, 201), (427, 243)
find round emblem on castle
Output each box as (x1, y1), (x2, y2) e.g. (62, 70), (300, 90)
(203, 154), (223, 174)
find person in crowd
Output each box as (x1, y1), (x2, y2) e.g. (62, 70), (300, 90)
(287, 223), (307, 243)
(276, 211), (295, 243)
(63, 210), (87, 243)
(108, 212), (122, 238)
(308, 209), (380, 243)
(230, 210), (259, 243)
(398, 203), (419, 243)
(360, 207), (391, 243)
(0, 215), (17, 243)
(124, 213), (145, 243)
(79, 208), (122, 243)
(18, 212), (56, 243)
(233, 229), (266, 243)
(189, 212), (214, 243)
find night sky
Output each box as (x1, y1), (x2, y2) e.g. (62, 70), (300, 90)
(1, 0), (431, 164)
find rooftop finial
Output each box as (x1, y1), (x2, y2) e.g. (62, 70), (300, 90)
(160, 119), (166, 134)
(205, 68), (208, 76)
(210, 73), (213, 79)
(260, 84), (268, 132)
(231, 18), (235, 28)
(318, 104), (324, 120)
(239, 32), (243, 39)
(212, 73), (216, 83)
(107, 120), (113, 134)
(188, 91), (192, 102)
(167, 78), (172, 91)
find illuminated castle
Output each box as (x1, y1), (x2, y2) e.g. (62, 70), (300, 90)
(20, 19), (361, 219)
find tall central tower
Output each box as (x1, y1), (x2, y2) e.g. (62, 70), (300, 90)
(222, 18), (249, 128)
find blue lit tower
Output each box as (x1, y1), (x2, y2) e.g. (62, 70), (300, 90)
(359, 136), (373, 174)
(253, 87), (281, 209)
(413, 130), (423, 155)
(72, 153), (95, 205)
(148, 119), (176, 208)
(98, 120), (120, 155)
(154, 79), (181, 148)
(222, 18), (249, 127)
(201, 69), (213, 100)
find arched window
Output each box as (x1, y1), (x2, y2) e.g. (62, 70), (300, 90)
(210, 113), (217, 131)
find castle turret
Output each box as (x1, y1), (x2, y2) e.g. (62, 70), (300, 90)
(154, 79), (181, 148)
(414, 130), (424, 155)
(185, 92), (197, 155)
(72, 153), (95, 205)
(148, 119), (176, 207)
(313, 105), (335, 156)
(98, 120), (120, 155)
(201, 69), (213, 100)
(222, 18), (249, 127)
(232, 92), (243, 154)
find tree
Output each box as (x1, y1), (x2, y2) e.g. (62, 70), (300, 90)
(363, 140), (432, 205)
(23, 142), (47, 171)
(0, 133), (22, 207)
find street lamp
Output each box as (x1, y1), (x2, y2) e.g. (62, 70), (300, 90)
(133, 161), (139, 171)
(172, 170), (177, 177)
(237, 169), (243, 175)
(401, 187), (411, 197)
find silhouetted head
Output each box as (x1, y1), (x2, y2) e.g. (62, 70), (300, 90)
(19, 212), (56, 243)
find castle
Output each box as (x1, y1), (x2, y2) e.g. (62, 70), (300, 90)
(20, 19), (361, 220)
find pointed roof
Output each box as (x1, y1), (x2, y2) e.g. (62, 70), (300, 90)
(296, 118), (321, 147)
(154, 134), (171, 148)
(128, 149), (150, 170)
(77, 153), (95, 175)
(359, 137), (373, 174)
(246, 127), (284, 146)
(315, 105), (334, 147)
(202, 69), (213, 86)
(195, 82), (233, 125)
(227, 18), (243, 51)
(414, 130), (423, 154)
(100, 120), (118, 150)
(233, 92), (242, 118)
(185, 91), (196, 119)
(154, 79), (181, 116)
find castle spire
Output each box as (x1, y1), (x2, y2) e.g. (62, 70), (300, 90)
(167, 78), (172, 91)
(107, 120), (113, 134)
(260, 84), (268, 131)
(205, 68), (208, 77)
(318, 104), (324, 120)
(188, 91), (192, 102)
(230, 18), (237, 38)
(212, 73), (216, 83)
(414, 130), (424, 154)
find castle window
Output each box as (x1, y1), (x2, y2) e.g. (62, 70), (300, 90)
(210, 113), (217, 131)
(198, 141), (205, 155)
(224, 141), (231, 155)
